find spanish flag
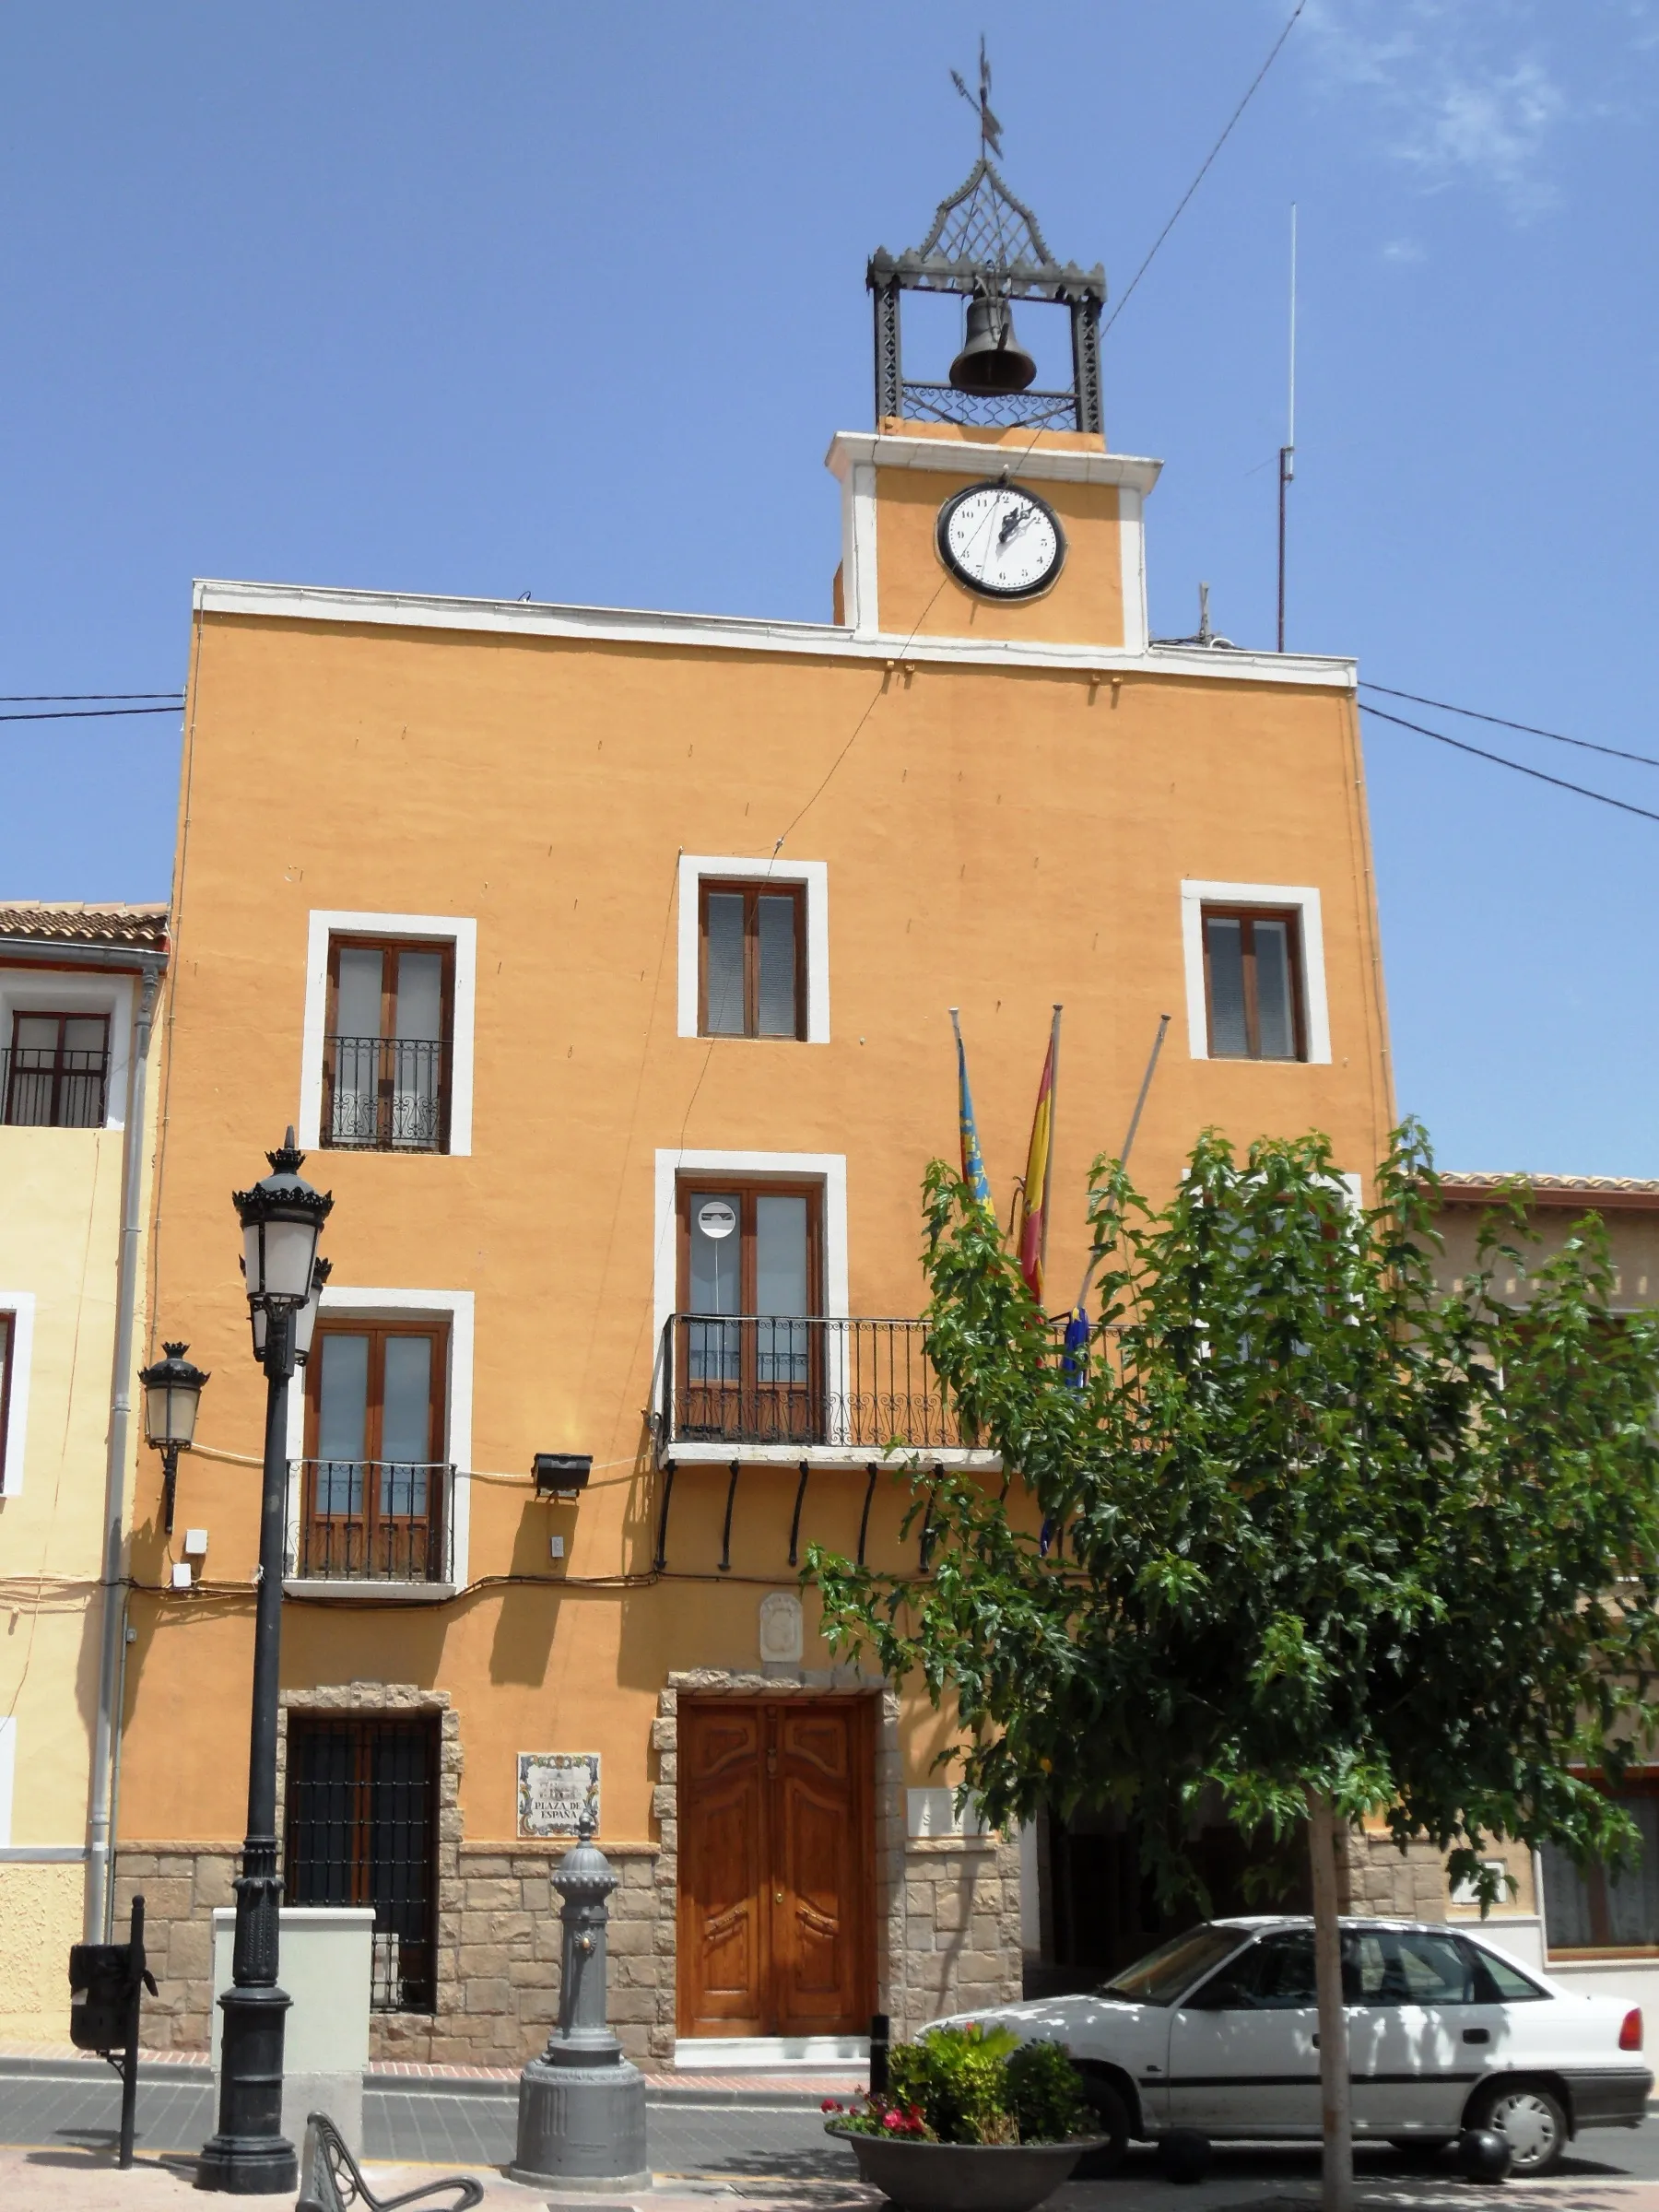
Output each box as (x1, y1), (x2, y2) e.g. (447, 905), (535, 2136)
(948, 1007), (994, 1217)
(1017, 1007), (1062, 1304)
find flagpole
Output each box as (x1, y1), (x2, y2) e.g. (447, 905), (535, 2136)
(1073, 1011), (1171, 1313)
(1039, 1005), (1061, 1295)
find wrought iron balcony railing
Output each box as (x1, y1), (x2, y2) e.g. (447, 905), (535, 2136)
(654, 1314), (975, 1455)
(1, 1045), (109, 1128)
(321, 1035), (449, 1152)
(288, 1461), (454, 1584)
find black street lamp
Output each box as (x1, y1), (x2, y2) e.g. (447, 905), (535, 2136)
(139, 1344), (209, 1538)
(196, 1130), (331, 2196)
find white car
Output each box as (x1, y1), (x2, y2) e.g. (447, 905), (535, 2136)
(935, 1915), (1652, 2174)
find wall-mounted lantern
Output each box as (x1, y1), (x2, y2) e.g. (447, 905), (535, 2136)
(139, 1343), (209, 1537)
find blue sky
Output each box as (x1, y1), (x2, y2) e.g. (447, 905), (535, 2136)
(2, 2), (1656, 1173)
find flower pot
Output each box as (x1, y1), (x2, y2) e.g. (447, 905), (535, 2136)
(826, 2124), (1105, 2212)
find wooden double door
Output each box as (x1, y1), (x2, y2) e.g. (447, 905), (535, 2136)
(678, 1699), (874, 2039)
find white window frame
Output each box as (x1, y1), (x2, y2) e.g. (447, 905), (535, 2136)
(0, 971), (134, 1132)
(0, 1716), (13, 1846)
(653, 1148), (849, 1344)
(1180, 880), (1331, 1065)
(297, 912), (477, 1156)
(0, 1292), (36, 1498)
(677, 857), (830, 1044)
(285, 1286), (475, 1588)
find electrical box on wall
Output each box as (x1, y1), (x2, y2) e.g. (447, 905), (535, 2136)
(548, 1535), (566, 1561)
(171, 1563), (193, 1591)
(183, 1528), (208, 1557)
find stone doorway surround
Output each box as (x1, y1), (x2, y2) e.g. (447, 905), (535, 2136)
(653, 1667), (1021, 2066)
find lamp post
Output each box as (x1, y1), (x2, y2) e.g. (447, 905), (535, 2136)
(139, 1344), (209, 1538)
(196, 1130), (331, 2196)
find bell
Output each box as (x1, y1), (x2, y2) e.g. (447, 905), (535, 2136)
(948, 294), (1038, 397)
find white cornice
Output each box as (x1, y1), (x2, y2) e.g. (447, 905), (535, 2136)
(194, 579), (1355, 690)
(825, 429), (1162, 497)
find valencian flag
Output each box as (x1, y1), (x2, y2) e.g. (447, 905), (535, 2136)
(1016, 1006), (1062, 1305)
(948, 1007), (994, 1217)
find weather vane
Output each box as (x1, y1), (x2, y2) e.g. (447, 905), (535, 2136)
(950, 36), (1003, 160)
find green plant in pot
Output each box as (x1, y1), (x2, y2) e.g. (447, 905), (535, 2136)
(825, 2026), (1100, 2212)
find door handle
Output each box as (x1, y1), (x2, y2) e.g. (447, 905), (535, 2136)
(1463, 2029), (1490, 2045)
(775, 1890), (784, 1905)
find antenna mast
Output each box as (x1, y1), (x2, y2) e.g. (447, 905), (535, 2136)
(1277, 204), (1297, 653)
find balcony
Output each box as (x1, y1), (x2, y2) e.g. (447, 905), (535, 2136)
(2, 1044), (108, 1128)
(653, 1315), (999, 1469)
(321, 1035), (449, 1152)
(285, 1461), (454, 1598)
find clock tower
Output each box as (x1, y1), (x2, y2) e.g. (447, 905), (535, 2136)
(829, 156), (1159, 652)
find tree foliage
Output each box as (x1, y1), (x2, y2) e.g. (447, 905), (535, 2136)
(810, 1122), (1659, 1906)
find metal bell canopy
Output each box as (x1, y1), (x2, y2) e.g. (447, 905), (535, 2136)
(867, 158), (1107, 434)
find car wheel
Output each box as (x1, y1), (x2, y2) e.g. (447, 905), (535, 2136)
(1467, 2083), (1568, 2175)
(1073, 2077), (1131, 2178)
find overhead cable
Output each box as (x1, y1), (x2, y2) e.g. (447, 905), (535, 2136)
(1360, 682), (1659, 774)
(1359, 702), (1659, 828)
(0, 704), (182, 724)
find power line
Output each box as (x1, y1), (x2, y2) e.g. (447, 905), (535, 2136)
(0, 691), (182, 702)
(1101, 0), (1308, 341)
(1359, 702), (1659, 828)
(0, 704), (182, 724)
(1360, 681), (1659, 774)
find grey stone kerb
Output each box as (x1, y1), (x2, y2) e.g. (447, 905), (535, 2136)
(509, 1813), (650, 2192)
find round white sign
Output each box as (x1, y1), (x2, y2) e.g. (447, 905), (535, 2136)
(697, 1200), (737, 1241)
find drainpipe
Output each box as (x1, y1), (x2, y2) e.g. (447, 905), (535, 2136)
(85, 961), (164, 1943)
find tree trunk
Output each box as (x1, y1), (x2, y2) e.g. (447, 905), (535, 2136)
(1307, 1791), (1353, 2212)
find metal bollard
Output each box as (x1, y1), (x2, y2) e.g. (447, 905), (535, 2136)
(869, 2010), (890, 2096)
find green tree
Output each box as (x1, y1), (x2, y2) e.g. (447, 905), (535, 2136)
(811, 1124), (1659, 2211)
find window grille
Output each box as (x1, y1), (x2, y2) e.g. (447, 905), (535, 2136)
(285, 1715), (439, 2012)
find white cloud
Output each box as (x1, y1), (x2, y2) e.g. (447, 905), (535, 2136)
(1293, 0), (1646, 218)
(1382, 237), (1426, 264)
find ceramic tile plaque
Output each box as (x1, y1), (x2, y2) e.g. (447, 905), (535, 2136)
(517, 1750), (600, 1838)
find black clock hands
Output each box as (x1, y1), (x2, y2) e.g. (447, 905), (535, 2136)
(997, 502), (1030, 548)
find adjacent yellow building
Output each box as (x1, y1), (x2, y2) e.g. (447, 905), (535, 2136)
(112, 159), (1394, 2064)
(0, 900), (167, 2040)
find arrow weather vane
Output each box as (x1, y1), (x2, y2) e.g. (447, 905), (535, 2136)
(951, 35), (1004, 159)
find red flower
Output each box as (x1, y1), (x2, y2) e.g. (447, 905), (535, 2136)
(821, 2099), (841, 2113)
(882, 2112), (902, 2131)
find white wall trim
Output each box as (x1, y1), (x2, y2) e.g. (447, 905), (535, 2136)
(1179, 880), (1331, 1065)
(0, 971), (134, 1132)
(298, 912), (477, 1156)
(284, 1286), (476, 1585)
(1118, 487), (1149, 657)
(826, 430), (1163, 497)
(0, 1715), (14, 1847)
(653, 1149), (849, 1347)
(840, 458), (879, 638)
(676, 858), (830, 1044)
(192, 581), (1355, 692)
(0, 1292), (36, 1498)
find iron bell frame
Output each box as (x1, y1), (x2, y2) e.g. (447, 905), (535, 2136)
(867, 158), (1107, 435)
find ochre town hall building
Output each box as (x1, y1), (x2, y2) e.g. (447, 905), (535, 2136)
(111, 159), (1397, 2065)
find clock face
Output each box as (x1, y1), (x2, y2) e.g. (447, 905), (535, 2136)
(935, 480), (1066, 601)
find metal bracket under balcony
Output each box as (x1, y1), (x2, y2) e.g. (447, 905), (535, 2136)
(652, 1315), (997, 1473)
(284, 1461), (455, 1601)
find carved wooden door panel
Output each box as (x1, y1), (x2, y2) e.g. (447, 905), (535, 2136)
(678, 1704), (769, 2033)
(772, 1703), (869, 2033)
(678, 1700), (873, 2039)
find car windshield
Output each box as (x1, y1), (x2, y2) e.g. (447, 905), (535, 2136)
(1099, 1924), (1251, 2006)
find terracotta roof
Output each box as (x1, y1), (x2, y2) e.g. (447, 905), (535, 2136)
(0, 900), (168, 952)
(1438, 1172), (1659, 1212)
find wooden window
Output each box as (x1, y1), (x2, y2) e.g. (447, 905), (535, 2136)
(4, 1011), (110, 1127)
(675, 1180), (823, 1443)
(300, 1322), (449, 1582)
(1202, 907), (1305, 1061)
(322, 936), (454, 1152)
(285, 1713), (439, 2011)
(698, 882), (806, 1040)
(1542, 1779), (1659, 1954)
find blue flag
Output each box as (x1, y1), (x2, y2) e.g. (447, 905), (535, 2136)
(949, 1008), (994, 1214)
